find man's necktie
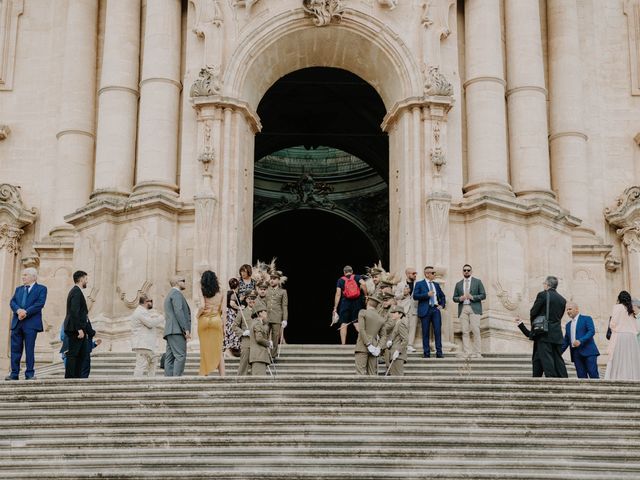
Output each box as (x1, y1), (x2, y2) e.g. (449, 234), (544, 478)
(428, 282), (434, 306)
(20, 285), (28, 307)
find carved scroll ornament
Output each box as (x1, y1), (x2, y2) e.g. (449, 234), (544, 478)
(190, 65), (223, 97)
(423, 65), (453, 97)
(303, 0), (344, 26)
(0, 223), (23, 254)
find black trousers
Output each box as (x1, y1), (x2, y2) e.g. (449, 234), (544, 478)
(65, 335), (88, 379)
(532, 341), (568, 378)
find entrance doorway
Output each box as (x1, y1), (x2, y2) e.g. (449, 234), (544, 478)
(253, 67), (389, 344)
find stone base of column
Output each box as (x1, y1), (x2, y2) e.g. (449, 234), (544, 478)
(514, 189), (557, 202)
(46, 225), (76, 243)
(463, 181), (515, 199)
(131, 181), (179, 197)
(89, 189), (131, 202)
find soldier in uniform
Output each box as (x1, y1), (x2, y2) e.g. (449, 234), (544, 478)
(377, 291), (397, 367)
(266, 271), (288, 358)
(255, 282), (268, 309)
(354, 293), (386, 375)
(232, 290), (257, 376)
(387, 306), (409, 376)
(249, 305), (271, 376)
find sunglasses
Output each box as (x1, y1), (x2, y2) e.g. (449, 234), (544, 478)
(463, 269), (471, 272)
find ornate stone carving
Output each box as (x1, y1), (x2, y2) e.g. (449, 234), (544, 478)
(423, 64), (453, 97)
(605, 185), (640, 217)
(190, 65), (223, 97)
(430, 121), (446, 172)
(0, 125), (10, 140)
(426, 193), (450, 265)
(494, 280), (521, 311)
(233, 0), (261, 10)
(191, 0), (223, 37)
(275, 174), (336, 209)
(302, 0), (344, 27)
(421, 0), (454, 39)
(605, 253), (622, 272)
(198, 120), (216, 168)
(0, 0), (24, 91)
(0, 223), (23, 254)
(0, 183), (24, 210)
(618, 222), (640, 253)
(378, 0), (397, 9)
(117, 281), (152, 309)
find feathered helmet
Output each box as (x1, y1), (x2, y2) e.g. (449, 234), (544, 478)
(366, 260), (385, 277)
(379, 271), (401, 288)
(252, 258), (287, 287)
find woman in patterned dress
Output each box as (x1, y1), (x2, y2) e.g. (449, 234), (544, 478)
(224, 277), (241, 356)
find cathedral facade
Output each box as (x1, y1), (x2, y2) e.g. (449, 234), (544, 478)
(1, 0), (640, 363)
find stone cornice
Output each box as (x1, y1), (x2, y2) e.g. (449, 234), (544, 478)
(191, 94), (262, 133)
(65, 192), (192, 229)
(450, 194), (581, 230)
(381, 95), (453, 131)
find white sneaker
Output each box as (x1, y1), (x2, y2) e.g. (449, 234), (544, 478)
(407, 346), (416, 353)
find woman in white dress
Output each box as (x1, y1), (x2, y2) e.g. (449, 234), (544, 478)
(605, 291), (640, 380)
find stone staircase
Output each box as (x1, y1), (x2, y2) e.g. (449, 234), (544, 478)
(36, 344), (574, 378)
(2, 346), (638, 479)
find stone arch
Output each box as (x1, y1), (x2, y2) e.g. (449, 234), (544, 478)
(223, 8), (424, 112)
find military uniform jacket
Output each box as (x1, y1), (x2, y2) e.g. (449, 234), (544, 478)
(390, 318), (409, 361)
(354, 308), (386, 353)
(379, 310), (395, 349)
(231, 307), (253, 341)
(266, 287), (288, 324)
(249, 319), (271, 364)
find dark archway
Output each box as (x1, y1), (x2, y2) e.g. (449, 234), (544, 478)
(253, 67), (388, 344)
(252, 210), (378, 344)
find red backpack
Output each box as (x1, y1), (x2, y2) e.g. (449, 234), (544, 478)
(341, 275), (361, 300)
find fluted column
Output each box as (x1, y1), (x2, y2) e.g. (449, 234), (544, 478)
(50, 1), (98, 235)
(134, 0), (182, 195)
(547, 0), (591, 227)
(463, 0), (511, 196)
(505, 0), (554, 200)
(92, 1), (141, 198)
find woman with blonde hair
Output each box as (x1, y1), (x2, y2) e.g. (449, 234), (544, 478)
(197, 270), (225, 376)
(605, 290), (640, 380)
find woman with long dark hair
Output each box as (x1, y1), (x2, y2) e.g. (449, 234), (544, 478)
(197, 270), (225, 376)
(605, 290), (640, 380)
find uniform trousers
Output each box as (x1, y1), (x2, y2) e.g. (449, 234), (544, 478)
(355, 352), (378, 375)
(251, 361), (268, 376)
(268, 322), (281, 358)
(237, 337), (251, 376)
(388, 359), (405, 376)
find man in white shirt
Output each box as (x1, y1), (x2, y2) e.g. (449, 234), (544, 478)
(452, 264), (486, 358)
(131, 294), (165, 377)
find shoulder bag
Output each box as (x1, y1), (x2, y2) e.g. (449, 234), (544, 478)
(531, 291), (550, 338)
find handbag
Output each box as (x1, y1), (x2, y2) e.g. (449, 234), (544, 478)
(606, 316), (612, 340)
(531, 291), (550, 338)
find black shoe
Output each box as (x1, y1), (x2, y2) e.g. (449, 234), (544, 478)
(436, 354), (444, 358)
(4, 375), (18, 381)
(423, 355), (430, 358)
(25, 376), (36, 380)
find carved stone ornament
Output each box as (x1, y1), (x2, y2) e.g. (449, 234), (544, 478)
(0, 125), (10, 140)
(605, 253), (622, 272)
(198, 121), (216, 169)
(494, 280), (521, 311)
(618, 222), (640, 253)
(302, 0), (345, 27)
(117, 281), (152, 309)
(605, 185), (640, 218)
(423, 64), (453, 97)
(190, 65), (223, 97)
(191, 0), (223, 37)
(0, 223), (24, 254)
(378, 0), (397, 9)
(233, 0), (261, 10)
(275, 173), (336, 209)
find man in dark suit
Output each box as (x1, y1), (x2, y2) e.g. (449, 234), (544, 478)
(516, 275), (568, 378)
(6, 268), (48, 380)
(453, 264), (486, 358)
(561, 302), (599, 379)
(63, 270), (90, 379)
(413, 266), (446, 358)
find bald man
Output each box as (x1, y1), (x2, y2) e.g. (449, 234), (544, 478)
(163, 276), (191, 377)
(560, 302), (600, 379)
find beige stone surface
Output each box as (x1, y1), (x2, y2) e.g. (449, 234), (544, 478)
(1, 0), (640, 363)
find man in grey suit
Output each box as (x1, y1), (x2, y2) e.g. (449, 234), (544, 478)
(452, 264), (486, 358)
(163, 276), (191, 376)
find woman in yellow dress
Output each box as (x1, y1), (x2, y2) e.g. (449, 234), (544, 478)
(197, 270), (225, 376)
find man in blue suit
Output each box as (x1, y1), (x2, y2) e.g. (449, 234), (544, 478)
(561, 302), (600, 379)
(413, 266), (446, 358)
(6, 267), (47, 380)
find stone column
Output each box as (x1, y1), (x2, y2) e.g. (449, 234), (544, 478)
(192, 91), (260, 289)
(92, 1), (141, 198)
(134, 0), (182, 195)
(0, 185), (35, 371)
(50, 1), (98, 236)
(547, 0), (590, 227)
(463, 0), (511, 196)
(505, 0), (554, 200)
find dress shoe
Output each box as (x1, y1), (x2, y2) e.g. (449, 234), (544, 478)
(4, 375), (18, 381)
(25, 376), (36, 380)
(423, 355), (430, 359)
(436, 354), (444, 358)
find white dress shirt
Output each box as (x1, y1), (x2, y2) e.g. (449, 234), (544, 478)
(570, 314), (580, 344)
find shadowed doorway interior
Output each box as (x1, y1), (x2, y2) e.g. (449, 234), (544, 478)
(252, 67), (389, 344)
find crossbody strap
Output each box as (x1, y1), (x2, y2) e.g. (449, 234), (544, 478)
(546, 291), (550, 320)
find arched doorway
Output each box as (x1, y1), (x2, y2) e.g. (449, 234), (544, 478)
(252, 67), (388, 344)
(253, 209), (378, 344)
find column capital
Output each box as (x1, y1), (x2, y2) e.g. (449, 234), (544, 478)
(605, 185), (640, 227)
(192, 94), (262, 133)
(381, 95), (453, 132)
